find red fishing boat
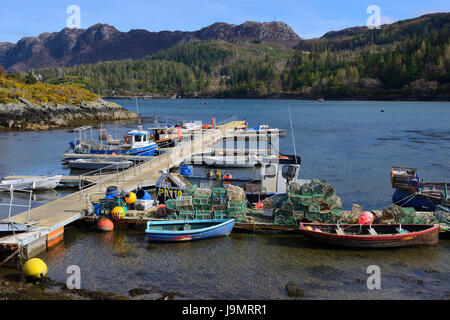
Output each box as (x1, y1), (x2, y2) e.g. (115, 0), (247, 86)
(300, 223), (440, 248)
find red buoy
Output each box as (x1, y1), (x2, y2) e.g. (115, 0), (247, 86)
(358, 211), (374, 225)
(97, 218), (114, 231)
(156, 204), (166, 217)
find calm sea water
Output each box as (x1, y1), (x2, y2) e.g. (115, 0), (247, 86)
(0, 99), (449, 299)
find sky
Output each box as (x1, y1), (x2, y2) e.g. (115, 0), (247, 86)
(0, 0), (449, 43)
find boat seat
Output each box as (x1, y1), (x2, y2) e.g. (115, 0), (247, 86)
(335, 227), (345, 235)
(368, 228), (378, 236)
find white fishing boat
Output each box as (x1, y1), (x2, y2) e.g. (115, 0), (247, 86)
(202, 154), (260, 168)
(0, 175), (62, 191)
(236, 124), (287, 136)
(67, 159), (133, 170)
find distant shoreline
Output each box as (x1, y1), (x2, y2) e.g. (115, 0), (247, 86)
(104, 94), (450, 102)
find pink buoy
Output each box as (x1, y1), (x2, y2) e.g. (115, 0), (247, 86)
(97, 218), (114, 231)
(358, 211), (374, 225)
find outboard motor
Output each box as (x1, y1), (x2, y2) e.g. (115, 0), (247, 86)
(66, 141), (76, 152)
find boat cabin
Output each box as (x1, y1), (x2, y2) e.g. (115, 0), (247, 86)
(245, 155), (301, 195)
(124, 126), (152, 146)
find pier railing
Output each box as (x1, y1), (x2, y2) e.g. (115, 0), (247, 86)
(77, 127), (226, 201)
(0, 188), (34, 230)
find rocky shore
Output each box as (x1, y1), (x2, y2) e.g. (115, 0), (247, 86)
(0, 270), (183, 300)
(0, 98), (138, 131)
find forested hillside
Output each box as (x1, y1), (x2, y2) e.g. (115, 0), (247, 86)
(32, 13), (450, 99)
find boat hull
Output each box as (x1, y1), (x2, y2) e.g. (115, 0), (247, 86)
(300, 223), (440, 248)
(393, 188), (443, 211)
(0, 175), (62, 191)
(146, 219), (234, 242)
(68, 160), (133, 170)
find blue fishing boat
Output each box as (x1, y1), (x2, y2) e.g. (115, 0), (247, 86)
(390, 166), (449, 211)
(145, 219), (234, 242)
(68, 125), (157, 156)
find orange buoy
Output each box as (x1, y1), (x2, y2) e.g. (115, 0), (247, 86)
(97, 218), (114, 231)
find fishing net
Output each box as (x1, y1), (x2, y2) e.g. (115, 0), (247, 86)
(184, 184), (197, 197)
(227, 185), (245, 202)
(434, 206), (450, 231)
(195, 210), (213, 220)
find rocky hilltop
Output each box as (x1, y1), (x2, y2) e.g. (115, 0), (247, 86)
(0, 21), (301, 73)
(0, 98), (138, 131)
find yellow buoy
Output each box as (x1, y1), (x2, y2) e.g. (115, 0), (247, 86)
(125, 192), (137, 204)
(22, 258), (47, 279)
(111, 206), (125, 220)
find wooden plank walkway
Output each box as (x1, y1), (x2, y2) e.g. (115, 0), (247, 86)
(0, 124), (238, 252)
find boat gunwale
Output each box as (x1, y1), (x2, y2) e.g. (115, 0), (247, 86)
(300, 223), (440, 241)
(145, 219), (235, 235)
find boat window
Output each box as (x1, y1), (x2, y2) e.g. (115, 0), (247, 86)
(264, 164), (276, 178)
(282, 165), (297, 179)
(135, 135), (142, 142)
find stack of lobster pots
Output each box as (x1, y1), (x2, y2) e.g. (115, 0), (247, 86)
(275, 179), (343, 225)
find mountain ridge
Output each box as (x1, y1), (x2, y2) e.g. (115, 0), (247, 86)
(0, 21), (301, 72)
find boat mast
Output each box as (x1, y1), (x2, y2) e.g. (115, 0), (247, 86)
(288, 106), (298, 164)
(135, 95), (141, 125)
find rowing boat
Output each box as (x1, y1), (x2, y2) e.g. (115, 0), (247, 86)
(146, 219), (234, 242)
(300, 223), (440, 248)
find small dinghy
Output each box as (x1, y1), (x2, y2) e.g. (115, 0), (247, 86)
(300, 223), (440, 248)
(146, 219), (235, 242)
(0, 175), (62, 191)
(67, 159), (133, 170)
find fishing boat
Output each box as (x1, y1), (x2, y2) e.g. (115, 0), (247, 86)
(300, 223), (440, 248)
(67, 158), (133, 170)
(235, 124), (286, 136)
(202, 153), (260, 168)
(153, 154), (302, 204)
(145, 219), (235, 242)
(148, 125), (180, 149)
(68, 125), (157, 156)
(0, 175), (62, 191)
(390, 166), (449, 211)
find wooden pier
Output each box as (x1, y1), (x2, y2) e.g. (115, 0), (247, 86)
(0, 122), (246, 265)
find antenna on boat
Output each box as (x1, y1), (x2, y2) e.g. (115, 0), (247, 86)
(288, 106), (298, 164)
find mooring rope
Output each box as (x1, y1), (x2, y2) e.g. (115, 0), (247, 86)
(0, 247), (20, 267)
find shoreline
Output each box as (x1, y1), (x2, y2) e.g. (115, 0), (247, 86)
(0, 98), (138, 132)
(104, 94), (450, 102)
(0, 269), (183, 300)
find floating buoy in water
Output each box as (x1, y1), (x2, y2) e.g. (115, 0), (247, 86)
(97, 218), (114, 231)
(125, 192), (137, 204)
(22, 258), (47, 280)
(111, 206), (125, 220)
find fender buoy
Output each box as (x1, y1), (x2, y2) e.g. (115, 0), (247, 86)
(22, 258), (47, 279)
(111, 206), (125, 220)
(125, 192), (137, 204)
(97, 218), (114, 231)
(156, 204), (166, 217)
(358, 211), (374, 225)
